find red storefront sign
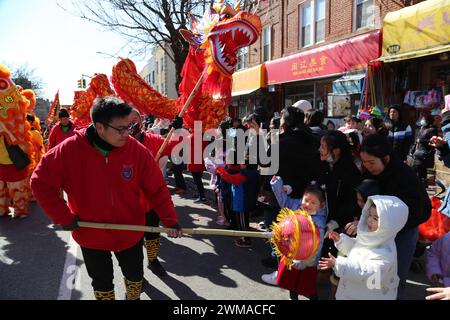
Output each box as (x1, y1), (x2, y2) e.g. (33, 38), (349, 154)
(265, 30), (381, 84)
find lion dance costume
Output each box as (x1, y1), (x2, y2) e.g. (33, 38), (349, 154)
(0, 65), (36, 218)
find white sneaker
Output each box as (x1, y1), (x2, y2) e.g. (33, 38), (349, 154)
(261, 271), (278, 286)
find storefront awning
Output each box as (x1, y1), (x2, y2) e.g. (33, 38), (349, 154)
(332, 72), (365, 94)
(232, 64), (266, 97)
(265, 30), (381, 85)
(374, 0), (450, 63)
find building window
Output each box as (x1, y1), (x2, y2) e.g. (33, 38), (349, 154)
(300, 1), (312, 47)
(355, 0), (374, 30)
(300, 0), (325, 48)
(315, 0), (325, 43)
(152, 71), (155, 84)
(262, 26), (271, 62)
(160, 58), (164, 72)
(237, 47), (249, 70)
(161, 83), (165, 95)
(156, 62), (159, 75)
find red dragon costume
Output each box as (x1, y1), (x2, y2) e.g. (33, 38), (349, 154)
(110, 0), (262, 132)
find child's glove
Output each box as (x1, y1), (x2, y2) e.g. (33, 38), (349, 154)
(282, 185), (292, 195)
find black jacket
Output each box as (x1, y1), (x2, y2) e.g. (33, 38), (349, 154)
(411, 125), (438, 167)
(364, 157), (432, 231)
(319, 157), (362, 229)
(265, 129), (321, 198)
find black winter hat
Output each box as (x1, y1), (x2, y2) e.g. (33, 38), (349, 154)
(354, 179), (381, 200)
(58, 109), (70, 118)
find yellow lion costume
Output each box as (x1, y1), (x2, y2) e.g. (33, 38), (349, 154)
(0, 64), (36, 217)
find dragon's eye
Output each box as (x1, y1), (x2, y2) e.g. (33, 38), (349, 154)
(0, 79), (8, 91)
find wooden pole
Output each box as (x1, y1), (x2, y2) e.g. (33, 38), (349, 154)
(78, 221), (271, 239)
(154, 69), (207, 162)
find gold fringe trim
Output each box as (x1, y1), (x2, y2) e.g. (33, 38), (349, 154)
(94, 290), (115, 300)
(124, 278), (143, 300)
(145, 238), (160, 262)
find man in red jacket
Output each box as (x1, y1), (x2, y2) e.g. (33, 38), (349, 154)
(128, 108), (182, 277)
(31, 97), (182, 300)
(47, 108), (76, 150)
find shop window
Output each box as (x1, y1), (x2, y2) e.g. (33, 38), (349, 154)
(300, 0), (325, 48)
(355, 0), (374, 30)
(263, 26), (271, 62)
(237, 47), (249, 70)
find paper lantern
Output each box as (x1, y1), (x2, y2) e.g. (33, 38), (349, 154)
(270, 208), (320, 269)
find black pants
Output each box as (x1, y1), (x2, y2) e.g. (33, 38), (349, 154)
(145, 210), (160, 240)
(173, 163), (186, 190)
(191, 171), (205, 198)
(80, 239), (144, 292)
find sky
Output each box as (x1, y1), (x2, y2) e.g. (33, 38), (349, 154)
(0, 0), (148, 104)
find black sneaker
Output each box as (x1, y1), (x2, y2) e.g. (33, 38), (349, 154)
(193, 197), (207, 203)
(148, 259), (167, 277)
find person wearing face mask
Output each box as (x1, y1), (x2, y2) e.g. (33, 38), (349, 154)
(318, 131), (362, 239)
(360, 134), (431, 299)
(409, 114), (438, 186)
(317, 130), (362, 298)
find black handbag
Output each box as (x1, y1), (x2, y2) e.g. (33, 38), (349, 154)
(3, 137), (31, 170)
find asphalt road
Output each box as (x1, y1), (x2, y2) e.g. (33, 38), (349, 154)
(0, 173), (431, 300)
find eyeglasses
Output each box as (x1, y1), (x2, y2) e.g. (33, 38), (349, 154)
(102, 122), (131, 135)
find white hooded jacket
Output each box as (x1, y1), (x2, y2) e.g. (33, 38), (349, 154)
(333, 195), (408, 300)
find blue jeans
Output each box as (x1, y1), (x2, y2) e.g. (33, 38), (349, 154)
(395, 227), (419, 300)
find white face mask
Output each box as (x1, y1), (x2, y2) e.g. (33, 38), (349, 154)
(325, 154), (334, 164)
(420, 119), (427, 126)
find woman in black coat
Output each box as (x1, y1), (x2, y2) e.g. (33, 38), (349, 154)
(318, 130), (362, 248)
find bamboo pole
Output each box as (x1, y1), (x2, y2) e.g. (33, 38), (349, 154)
(154, 68), (207, 162)
(78, 221), (271, 239)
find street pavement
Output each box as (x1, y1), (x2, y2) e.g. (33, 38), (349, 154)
(0, 173), (432, 300)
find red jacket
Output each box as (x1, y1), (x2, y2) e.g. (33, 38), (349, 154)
(47, 122), (76, 150)
(139, 132), (178, 212)
(142, 132), (178, 158)
(187, 133), (206, 173)
(31, 128), (179, 252)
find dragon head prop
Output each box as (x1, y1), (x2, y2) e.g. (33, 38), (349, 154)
(182, 0), (261, 77)
(111, 1), (261, 132)
(0, 64), (35, 172)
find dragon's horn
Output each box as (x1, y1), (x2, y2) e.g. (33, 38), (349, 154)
(234, 1), (241, 11)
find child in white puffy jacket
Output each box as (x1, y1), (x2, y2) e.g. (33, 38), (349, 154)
(318, 195), (408, 300)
